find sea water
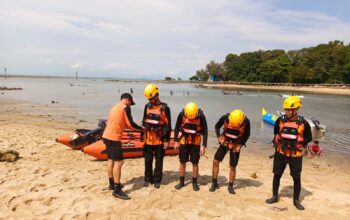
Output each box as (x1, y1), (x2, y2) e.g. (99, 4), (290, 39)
(1, 77), (349, 156)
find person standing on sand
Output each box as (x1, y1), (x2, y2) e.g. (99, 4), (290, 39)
(266, 96), (312, 210)
(102, 93), (143, 200)
(209, 109), (250, 194)
(173, 102), (208, 191)
(142, 84), (171, 189)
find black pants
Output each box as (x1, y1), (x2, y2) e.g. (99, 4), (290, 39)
(272, 152), (302, 201)
(144, 144), (165, 184)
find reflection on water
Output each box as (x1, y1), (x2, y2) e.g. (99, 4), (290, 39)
(1, 77), (350, 156)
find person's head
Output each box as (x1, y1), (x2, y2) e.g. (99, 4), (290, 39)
(314, 140), (319, 145)
(228, 109), (245, 127)
(184, 102), (199, 119)
(283, 96), (302, 119)
(120, 93), (135, 106)
(144, 84), (159, 104)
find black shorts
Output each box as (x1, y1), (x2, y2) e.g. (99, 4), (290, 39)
(179, 144), (200, 164)
(273, 152), (302, 178)
(214, 145), (240, 168)
(103, 138), (123, 161)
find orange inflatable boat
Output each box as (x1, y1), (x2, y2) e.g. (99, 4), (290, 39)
(56, 119), (178, 160)
(56, 128), (142, 150)
(55, 128), (100, 150)
(82, 138), (178, 160)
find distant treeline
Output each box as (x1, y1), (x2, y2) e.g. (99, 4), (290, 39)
(191, 40), (350, 84)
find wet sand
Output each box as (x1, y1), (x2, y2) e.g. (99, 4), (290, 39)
(1, 98), (350, 219)
(199, 83), (350, 96)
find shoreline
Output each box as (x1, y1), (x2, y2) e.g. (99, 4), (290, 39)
(1, 97), (350, 218)
(2, 75), (350, 96)
(198, 83), (350, 96)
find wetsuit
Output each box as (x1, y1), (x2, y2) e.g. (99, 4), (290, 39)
(142, 102), (171, 184)
(214, 114), (250, 167)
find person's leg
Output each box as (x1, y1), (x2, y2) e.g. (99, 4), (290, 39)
(175, 163), (186, 189)
(176, 145), (189, 189)
(266, 153), (287, 204)
(191, 145), (200, 191)
(228, 151), (240, 194)
(110, 141), (130, 200)
(143, 145), (154, 186)
(104, 139), (115, 190)
(290, 156), (304, 210)
(107, 160), (114, 190)
(210, 145), (227, 192)
(113, 160), (123, 184)
(154, 145), (165, 188)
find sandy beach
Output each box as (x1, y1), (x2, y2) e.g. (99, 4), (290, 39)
(1, 97), (350, 219)
(199, 83), (350, 96)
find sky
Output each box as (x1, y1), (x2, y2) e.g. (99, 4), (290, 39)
(1, 0), (350, 79)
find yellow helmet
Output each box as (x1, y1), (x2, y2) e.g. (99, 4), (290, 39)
(184, 102), (199, 119)
(228, 109), (245, 127)
(144, 84), (159, 99)
(283, 96), (302, 109)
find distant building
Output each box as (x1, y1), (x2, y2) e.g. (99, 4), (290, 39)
(208, 75), (221, 82)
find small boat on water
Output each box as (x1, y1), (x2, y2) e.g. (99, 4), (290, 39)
(278, 94), (304, 98)
(262, 108), (326, 133)
(262, 108), (279, 126)
(222, 90), (242, 95)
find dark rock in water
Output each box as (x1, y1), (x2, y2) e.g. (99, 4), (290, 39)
(0, 86), (23, 91)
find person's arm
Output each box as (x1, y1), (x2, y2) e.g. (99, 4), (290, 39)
(124, 106), (143, 131)
(164, 105), (171, 142)
(174, 112), (183, 142)
(274, 117), (281, 135)
(215, 115), (226, 137)
(201, 114), (208, 148)
(240, 118), (250, 145)
(142, 104), (148, 126)
(303, 119), (312, 147)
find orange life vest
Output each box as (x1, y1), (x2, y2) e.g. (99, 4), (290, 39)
(178, 111), (202, 145)
(221, 117), (246, 150)
(274, 116), (305, 157)
(144, 103), (169, 145)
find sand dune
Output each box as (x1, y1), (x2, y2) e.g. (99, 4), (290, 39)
(1, 98), (350, 219)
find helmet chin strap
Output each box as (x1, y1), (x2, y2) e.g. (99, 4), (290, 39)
(287, 109), (298, 120)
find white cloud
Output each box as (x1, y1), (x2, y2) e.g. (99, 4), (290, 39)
(1, 0), (350, 79)
(103, 63), (125, 70)
(183, 42), (199, 50)
(70, 62), (86, 69)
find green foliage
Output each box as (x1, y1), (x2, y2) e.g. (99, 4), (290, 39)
(189, 75), (199, 81)
(198, 40), (350, 84)
(190, 60), (224, 81)
(164, 76), (174, 80)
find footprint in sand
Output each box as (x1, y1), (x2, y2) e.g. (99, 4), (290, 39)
(22, 197), (56, 207)
(29, 183), (47, 192)
(81, 184), (97, 192)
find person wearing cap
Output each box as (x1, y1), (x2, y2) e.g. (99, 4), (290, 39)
(102, 93), (143, 200)
(209, 109), (250, 194)
(174, 102), (208, 191)
(266, 96), (312, 210)
(142, 84), (171, 189)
